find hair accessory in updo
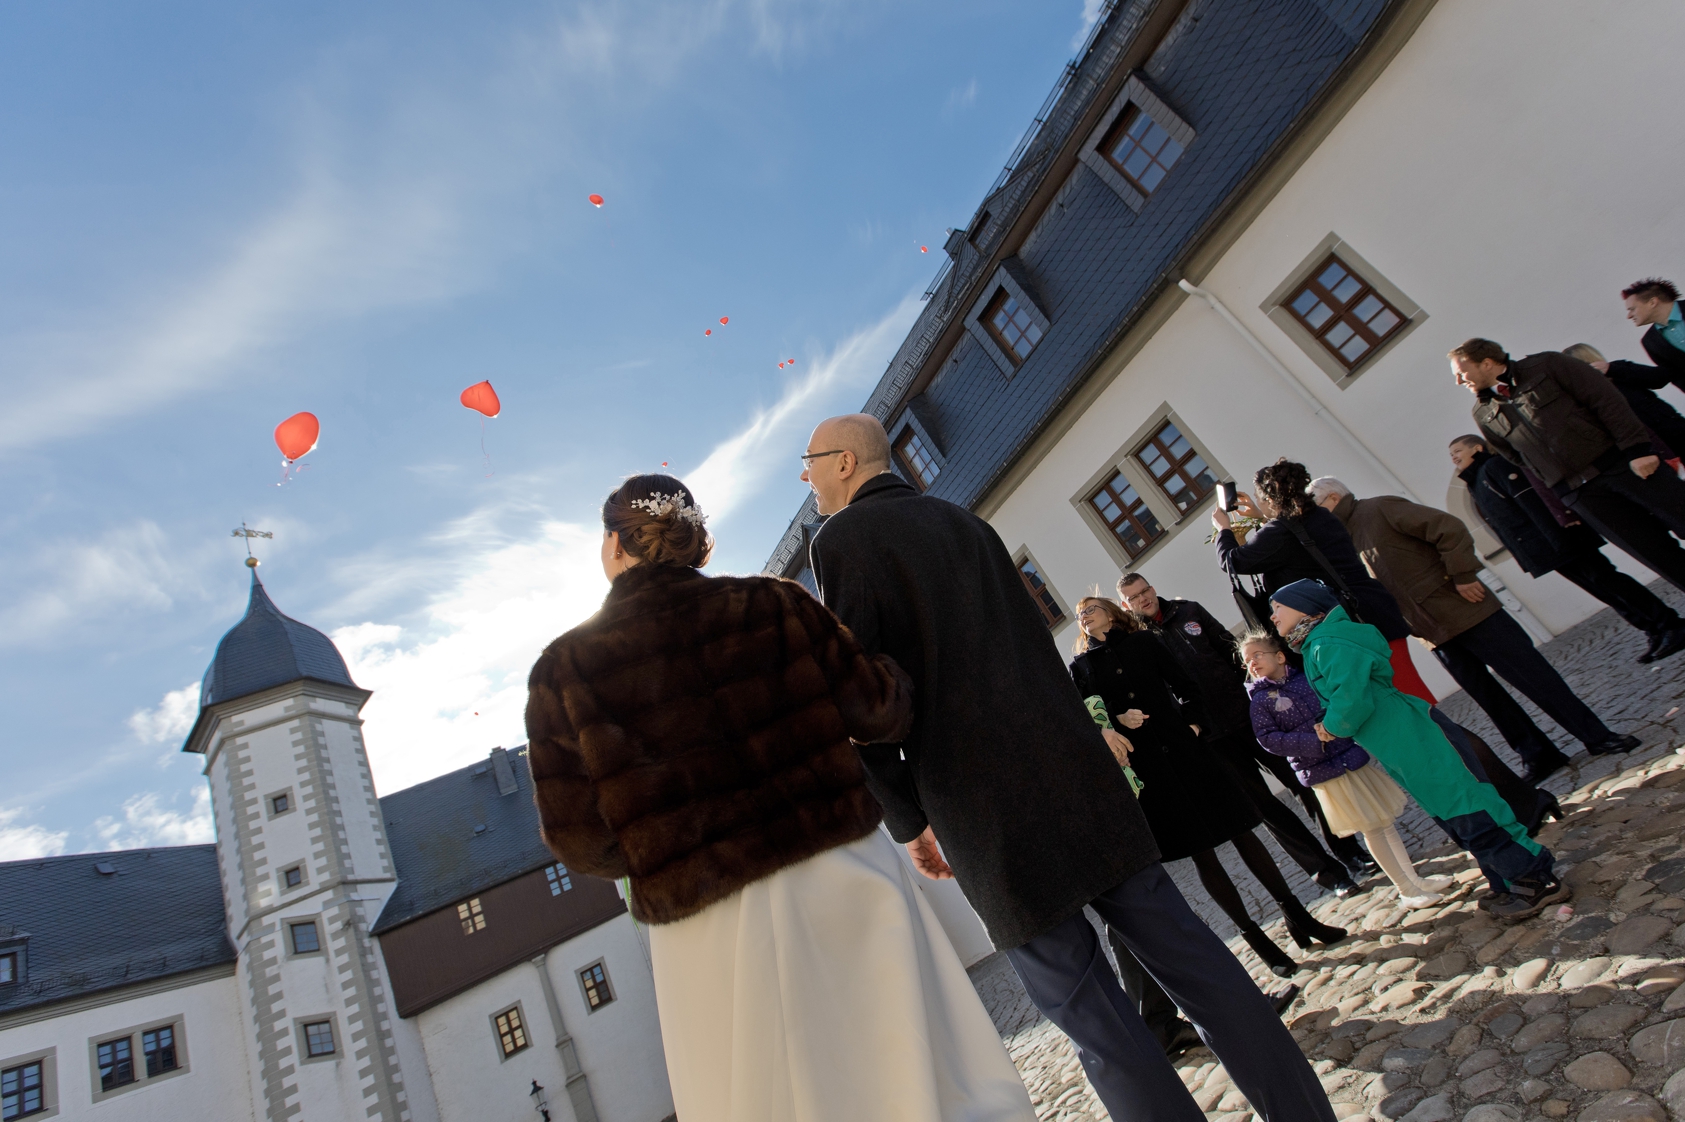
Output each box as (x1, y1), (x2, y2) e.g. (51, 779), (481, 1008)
(629, 492), (708, 528)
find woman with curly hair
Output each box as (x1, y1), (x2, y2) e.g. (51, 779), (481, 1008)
(525, 473), (1037, 1122)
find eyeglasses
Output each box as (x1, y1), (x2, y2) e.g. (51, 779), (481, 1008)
(799, 449), (846, 465)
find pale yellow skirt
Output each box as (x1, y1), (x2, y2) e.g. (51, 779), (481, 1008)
(1314, 760), (1409, 837)
(648, 829), (1037, 1122)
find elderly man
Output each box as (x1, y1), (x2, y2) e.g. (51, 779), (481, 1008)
(803, 413), (1335, 1122)
(1449, 434), (1685, 663)
(1117, 573), (1371, 889)
(1453, 336), (1685, 597)
(1309, 477), (1637, 781)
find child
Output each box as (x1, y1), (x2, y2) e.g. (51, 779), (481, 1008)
(1268, 579), (1567, 922)
(1241, 630), (1451, 909)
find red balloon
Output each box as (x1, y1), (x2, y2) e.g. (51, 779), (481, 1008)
(460, 380), (501, 418)
(704, 328), (712, 336)
(719, 316), (729, 325)
(274, 412), (320, 462)
(920, 245), (928, 253)
(588, 194), (604, 207)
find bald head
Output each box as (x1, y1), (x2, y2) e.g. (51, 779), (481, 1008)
(802, 413), (894, 515)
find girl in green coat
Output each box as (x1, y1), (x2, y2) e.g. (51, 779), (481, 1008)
(1268, 580), (1566, 922)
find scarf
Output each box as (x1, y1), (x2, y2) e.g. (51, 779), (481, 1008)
(1283, 612), (1325, 653)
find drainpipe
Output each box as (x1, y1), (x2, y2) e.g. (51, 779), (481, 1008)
(1177, 278), (1555, 641)
(532, 950), (600, 1122)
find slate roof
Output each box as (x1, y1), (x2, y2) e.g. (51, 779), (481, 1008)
(766, 0), (1397, 578)
(372, 748), (556, 934)
(0, 845), (236, 1020)
(183, 573), (361, 753)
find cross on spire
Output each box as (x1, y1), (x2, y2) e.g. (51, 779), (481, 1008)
(232, 523), (273, 569)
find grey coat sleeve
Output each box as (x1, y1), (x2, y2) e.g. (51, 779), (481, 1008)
(810, 528), (929, 841)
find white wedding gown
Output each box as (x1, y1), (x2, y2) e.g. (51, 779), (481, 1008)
(648, 829), (1037, 1122)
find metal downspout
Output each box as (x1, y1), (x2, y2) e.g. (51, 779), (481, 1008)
(1176, 279), (1555, 641)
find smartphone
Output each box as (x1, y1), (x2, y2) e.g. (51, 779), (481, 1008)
(1216, 481), (1239, 512)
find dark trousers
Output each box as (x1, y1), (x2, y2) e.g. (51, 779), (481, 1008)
(1206, 734), (1350, 886)
(1555, 550), (1682, 635)
(1562, 464), (1685, 594)
(1430, 709), (1553, 890)
(1433, 609), (1610, 761)
(1005, 863), (1335, 1122)
(1106, 927), (1186, 1049)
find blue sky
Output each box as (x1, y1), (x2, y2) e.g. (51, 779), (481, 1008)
(0, 0), (1096, 856)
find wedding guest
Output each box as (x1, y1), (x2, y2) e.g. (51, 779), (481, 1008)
(803, 413), (1337, 1122)
(526, 473), (1037, 1122)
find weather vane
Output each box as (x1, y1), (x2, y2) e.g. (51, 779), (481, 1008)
(232, 522), (273, 569)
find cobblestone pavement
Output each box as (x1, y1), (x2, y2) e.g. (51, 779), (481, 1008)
(968, 589), (1685, 1122)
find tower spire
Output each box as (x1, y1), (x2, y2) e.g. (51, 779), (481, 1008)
(232, 522), (273, 570)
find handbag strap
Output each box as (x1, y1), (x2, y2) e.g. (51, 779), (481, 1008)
(1283, 518), (1365, 623)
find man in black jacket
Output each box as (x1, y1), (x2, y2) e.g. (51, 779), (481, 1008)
(1117, 573), (1372, 887)
(1450, 435), (1685, 663)
(1623, 277), (1685, 390)
(1455, 338), (1685, 595)
(803, 413), (1335, 1122)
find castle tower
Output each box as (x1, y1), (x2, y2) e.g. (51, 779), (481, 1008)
(183, 570), (413, 1121)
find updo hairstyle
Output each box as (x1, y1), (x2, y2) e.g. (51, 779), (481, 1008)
(602, 473), (714, 569)
(1253, 458), (1316, 520)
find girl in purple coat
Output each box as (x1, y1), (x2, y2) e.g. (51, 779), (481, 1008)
(1240, 631), (1452, 910)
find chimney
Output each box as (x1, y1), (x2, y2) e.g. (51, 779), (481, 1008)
(489, 747), (518, 796)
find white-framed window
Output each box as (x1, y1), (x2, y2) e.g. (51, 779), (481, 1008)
(1077, 73), (1195, 212)
(1071, 406), (1226, 568)
(1261, 234), (1426, 387)
(84, 1016), (189, 1104)
(964, 258), (1051, 377)
(545, 864), (572, 895)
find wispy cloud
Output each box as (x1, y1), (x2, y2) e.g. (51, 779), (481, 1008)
(91, 787), (214, 851)
(128, 682), (202, 744)
(0, 808), (69, 861)
(1073, 0), (1105, 49)
(945, 78), (978, 113)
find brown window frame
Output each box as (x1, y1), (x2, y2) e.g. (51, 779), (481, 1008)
(1284, 254), (1407, 371)
(2, 1060), (45, 1120)
(894, 429), (940, 491)
(1132, 420), (1215, 516)
(288, 921), (320, 954)
(1016, 558), (1065, 629)
(302, 1020), (336, 1058)
(1098, 104), (1185, 198)
(96, 1036), (134, 1092)
(578, 961), (615, 1012)
(981, 287), (1043, 367)
(494, 1007), (529, 1058)
(142, 1025), (178, 1078)
(1087, 471), (1165, 560)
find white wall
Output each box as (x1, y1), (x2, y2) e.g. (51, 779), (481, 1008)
(0, 973), (253, 1121)
(416, 914), (672, 1122)
(990, 0), (1685, 665)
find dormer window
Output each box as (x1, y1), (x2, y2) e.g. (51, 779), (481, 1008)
(457, 898), (486, 934)
(894, 429), (940, 491)
(0, 953), (15, 985)
(1099, 106), (1183, 197)
(1078, 73), (1196, 213)
(983, 288), (1043, 366)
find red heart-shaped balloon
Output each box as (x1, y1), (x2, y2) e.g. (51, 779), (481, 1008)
(459, 380), (501, 418)
(588, 194), (604, 207)
(274, 412), (320, 462)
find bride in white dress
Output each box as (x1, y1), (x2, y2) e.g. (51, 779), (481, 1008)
(524, 474), (1036, 1122)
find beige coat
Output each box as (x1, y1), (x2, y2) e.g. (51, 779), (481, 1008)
(1330, 492), (1500, 647)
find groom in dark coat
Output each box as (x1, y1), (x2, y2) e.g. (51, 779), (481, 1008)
(802, 414), (1333, 1122)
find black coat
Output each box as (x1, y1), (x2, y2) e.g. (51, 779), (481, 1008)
(1145, 598), (1252, 740)
(1461, 450), (1603, 577)
(1642, 325), (1685, 391)
(809, 473), (1158, 950)
(1215, 507), (1413, 642)
(1070, 627), (1259, 860)
(1605, 359), (1685, 460)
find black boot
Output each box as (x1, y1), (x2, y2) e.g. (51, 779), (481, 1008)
(1241, 927), (1299, 978)
(1525, 794), (1564, 837)
(1279, 895), (1348, 949)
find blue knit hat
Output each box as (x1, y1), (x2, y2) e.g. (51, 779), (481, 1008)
(1271, 579), (1340, 616)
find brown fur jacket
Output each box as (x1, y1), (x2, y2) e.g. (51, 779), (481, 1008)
(525, 563), (914, 925)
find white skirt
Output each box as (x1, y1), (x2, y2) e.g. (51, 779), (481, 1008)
(648, 829), (1037, 1122)
(1314, 759), (1409, 837)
